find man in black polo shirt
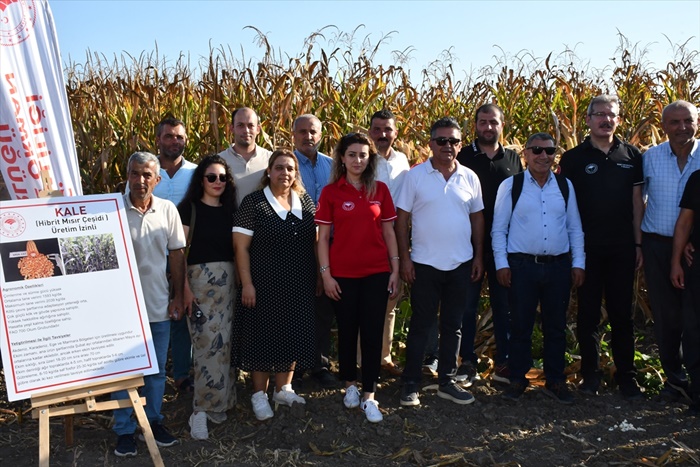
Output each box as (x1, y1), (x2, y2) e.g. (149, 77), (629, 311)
(455, 103), (523, 384)
(559, 94), (644, 399)
(671, 169), (700, 415)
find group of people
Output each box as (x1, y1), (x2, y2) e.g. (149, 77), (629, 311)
(113, 97), (700, 458)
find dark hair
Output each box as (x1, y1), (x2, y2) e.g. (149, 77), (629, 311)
(260, 148), (306, 194)
(179, 155), (237, 215)
(156, 117), (186, 137)
(474, 103), (505, 123)
(430, 117), (461, 138)
(370, 109), (395, 126)
(525, 132), (555, 146)
(331, 132), (378, 198)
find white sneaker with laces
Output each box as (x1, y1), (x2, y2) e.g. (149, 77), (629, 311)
(251, 390), (274, 420)
(188, 411), (208, 440)
(343, 384), (361, 409)
(272, 384), (306, 407)
(362, 399), (383, 423)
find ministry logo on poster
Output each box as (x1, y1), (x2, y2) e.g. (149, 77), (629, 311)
(0, 211), (26, 238)
(0, 0), (37, 46)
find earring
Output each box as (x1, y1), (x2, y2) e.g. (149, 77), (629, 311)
(267, 174), (270, 178)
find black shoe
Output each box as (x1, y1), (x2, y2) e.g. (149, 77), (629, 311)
(618, 378), (644, 400)
(579, 378), (600, 396)
(454, 361), (477, 385)
(666, 380), (692, 402)
(543, 382), (574, 405)
(400, 382), (420, 406)
(502, 381), (528, 401)
(312, 369), (338, 389)
(437, 382), (475, 405)
(139, 423), (178, 447)
(114, 434), (137, 457)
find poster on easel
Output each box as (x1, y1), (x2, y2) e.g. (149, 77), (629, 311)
(0, 193), (157, 401)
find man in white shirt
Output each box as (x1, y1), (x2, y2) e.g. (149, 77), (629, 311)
(368, 109), (410, 376)
(492, 132), (585, 405)
(218, 107), (273, 205)
(395, 117), (484, 407)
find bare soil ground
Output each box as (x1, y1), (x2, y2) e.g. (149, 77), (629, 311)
(1, 363), (698, 467)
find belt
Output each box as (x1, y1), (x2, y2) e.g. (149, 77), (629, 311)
(509, 253), (570, 264)
(642, 232), (673, 243)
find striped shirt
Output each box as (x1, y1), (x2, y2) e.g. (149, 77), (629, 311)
(642, 139), (700, 236)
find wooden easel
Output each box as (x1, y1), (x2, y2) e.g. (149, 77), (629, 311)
(30, 375), (164, 467)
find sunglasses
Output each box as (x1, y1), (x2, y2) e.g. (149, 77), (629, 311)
(526, 146), (557, 156)
(204, 174), (227, 183)
(432, 137), (461, 146)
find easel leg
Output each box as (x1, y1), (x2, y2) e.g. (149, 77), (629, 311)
(128, 388), (164, 467)
(38, 408), (50, 467)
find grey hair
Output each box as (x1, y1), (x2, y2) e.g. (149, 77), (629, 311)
(292, 114), (322, 131)
(526, 132), (555, 146)
(128, 151), (160, 173)
(587, 95), (621, 115)
(662, 100), (699, 122)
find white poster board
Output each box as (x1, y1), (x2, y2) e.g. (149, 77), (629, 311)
(0, 193), (157, 401)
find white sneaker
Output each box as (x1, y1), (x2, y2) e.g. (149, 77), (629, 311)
(343, 385), (361, 408)
(188, 412), (208, 440)
(272, 384), (306, 406)
(251, 391), (274, 420)
(362, 399), (383, 423)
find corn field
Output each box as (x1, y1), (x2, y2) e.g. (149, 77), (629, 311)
(50, 29), (698, 196)
(2, 29), (699, 388)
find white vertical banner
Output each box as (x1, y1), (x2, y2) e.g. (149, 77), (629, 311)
(0, 0), (82, 200)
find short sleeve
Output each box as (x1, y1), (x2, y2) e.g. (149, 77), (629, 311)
(178, 201), (193, 227)
(233, 192), (258, 235)
(315, 185), (333, 224)
(378, 182), (397, 221)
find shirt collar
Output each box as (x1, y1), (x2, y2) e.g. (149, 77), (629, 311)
(472, 139), (505, 158)
(124, 193), (156, 213)
(263, 186), (303, 220)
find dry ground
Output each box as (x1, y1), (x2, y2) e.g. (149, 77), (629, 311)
(1, 365), (698, 467)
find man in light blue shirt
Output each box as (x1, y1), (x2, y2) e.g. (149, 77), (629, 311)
(293, 114), (332, 204)
(292, 113), (337, 389)
(641, 100), (700, 402)
(492, 132), (585, 405)
(153, 117), (197, 395)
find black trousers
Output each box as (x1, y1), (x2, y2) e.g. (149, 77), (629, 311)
(576, 244), (637, 382)
(642, 233), (691, 386)
(686, 250), (700, 400)
(332, 273), (389, 393)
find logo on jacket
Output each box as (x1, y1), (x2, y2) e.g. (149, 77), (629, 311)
(342, 201), (355, 211)
(585, 163), (598, 174)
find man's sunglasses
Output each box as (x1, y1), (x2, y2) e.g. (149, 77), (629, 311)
(526, 146), (557, 156)
(432, 137), (461, 146)
(204, 174), (227, 183)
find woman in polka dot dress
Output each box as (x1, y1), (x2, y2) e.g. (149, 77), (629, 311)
(232, 149), (316, 421)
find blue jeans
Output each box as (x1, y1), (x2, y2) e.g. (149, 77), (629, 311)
(170, 318), (192, 382)
(460, 250), (511, 366)
(403, 261), (471, 386)
(507, 254), (571, 385)
(112, 320), (170, 435)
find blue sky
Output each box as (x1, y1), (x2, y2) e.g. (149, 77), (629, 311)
(50, 0), (699, 78)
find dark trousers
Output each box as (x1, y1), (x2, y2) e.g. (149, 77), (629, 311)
(460, 249), (511, 366)
(508, 254), (572, 385)
(403, 261), (471, 386)
(577, 244), (637, 383)
(686, 250), (700, 400)
(642, 233), (690, 386)
(332, 273), (389, 393)
(313, 293), (335, 372)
